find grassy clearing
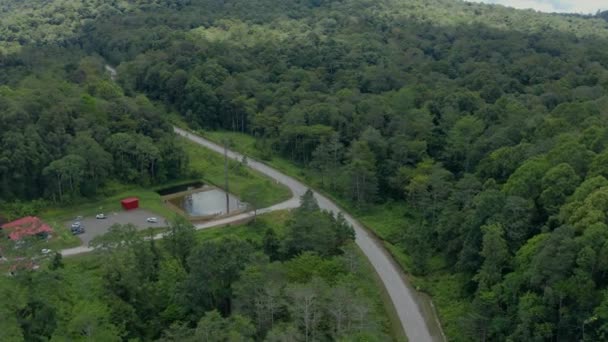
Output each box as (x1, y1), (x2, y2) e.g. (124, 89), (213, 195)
(200, 130), (309, 182)
(41, 187), (175, 222)
(45, 222), (81, 250)
(195, 210), (291, 243)
(30, 136), (291, 250)
(181, 137), (292, 208)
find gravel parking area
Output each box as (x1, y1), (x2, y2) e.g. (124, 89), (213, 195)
(65, 209), (167, 246)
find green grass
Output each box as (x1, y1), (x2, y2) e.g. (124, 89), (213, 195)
(41, 188), (175, 222)
(182, 137), (292, 208)
(416, 271), (471, 342)
(355, 202), (415, 241)
(195, 210), (291, 243)
(200, 130), (309, 182)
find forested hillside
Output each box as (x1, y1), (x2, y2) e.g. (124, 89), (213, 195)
(0, 0), (190, 203)
(3, 0), (608, 341)
(0, 55), (187, 202)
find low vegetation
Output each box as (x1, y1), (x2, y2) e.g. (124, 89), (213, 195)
(182, 138), (292, 208)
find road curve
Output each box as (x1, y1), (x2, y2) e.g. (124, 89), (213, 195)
(173, 127), (443, 342)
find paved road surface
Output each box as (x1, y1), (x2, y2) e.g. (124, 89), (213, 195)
(173, 127), (443, 342)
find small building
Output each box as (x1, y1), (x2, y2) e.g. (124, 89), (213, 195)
(1, 216), (53, 241)
(121, 197), (139, 210)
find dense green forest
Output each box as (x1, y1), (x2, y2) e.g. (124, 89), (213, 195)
(3, 0), (608, 340)
(0, 195), (392, 341)
(0, 51), (188, 202)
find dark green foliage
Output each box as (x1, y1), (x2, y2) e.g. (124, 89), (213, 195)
(281, 190), (355, 258)
(0, 202), (382, 341)
(0, 55), (187, 202)
(49, 253), (64, 270)
(164, 216), (196, 270)
(262, 228), (281, 261)
(180, 237), (254, 318)
(4, 0), (608, 340)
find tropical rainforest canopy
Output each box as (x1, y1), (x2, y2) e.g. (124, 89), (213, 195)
(2, 0), (608, 341)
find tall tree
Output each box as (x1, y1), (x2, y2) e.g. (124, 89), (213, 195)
(180, 237), (254, 316)
(310, 133), (343, 188)
(164, 216), (197, 270)
(345, 140), (377, 207)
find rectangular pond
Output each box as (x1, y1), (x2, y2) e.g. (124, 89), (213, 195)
(156, 181), (204, 196)
(169, 188), (246, 217)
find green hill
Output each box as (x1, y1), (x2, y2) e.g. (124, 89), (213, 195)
(3, 0), (608, 340)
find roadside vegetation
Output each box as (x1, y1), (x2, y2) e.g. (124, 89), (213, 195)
(0, 195), (399, 341)
(182, 138), (291, 208)
(196, 128), (465, 337)
(3, 0), (608, 340)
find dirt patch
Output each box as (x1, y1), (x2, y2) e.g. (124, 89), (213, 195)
(65, 209), (167, 246)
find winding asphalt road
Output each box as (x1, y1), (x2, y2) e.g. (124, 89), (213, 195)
(61, 126), (443, 341)
(173, 127), (443, 342)
(63, 64), (445, 340)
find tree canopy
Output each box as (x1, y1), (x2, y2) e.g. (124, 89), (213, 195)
(3, 0), (608, 340)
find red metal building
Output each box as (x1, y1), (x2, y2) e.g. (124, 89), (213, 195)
(121, 197), (139, 210)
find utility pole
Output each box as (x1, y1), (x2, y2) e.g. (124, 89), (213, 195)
(224, 140), (230, 214)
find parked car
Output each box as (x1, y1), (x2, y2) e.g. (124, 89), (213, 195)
(96, 213), (106, 219)
(71, 226), (85, 235)
(146, 217), (158, 223)
(71, 222), (85, 235)
(41, 248), (52, 255)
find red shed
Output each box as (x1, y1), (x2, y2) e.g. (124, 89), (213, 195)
(121, 197), (139, 210)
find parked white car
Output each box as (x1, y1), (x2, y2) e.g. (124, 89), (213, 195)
(96, 213), (107, 219)
(41, 248), (52, 255)
(146, 217), (158, 223)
